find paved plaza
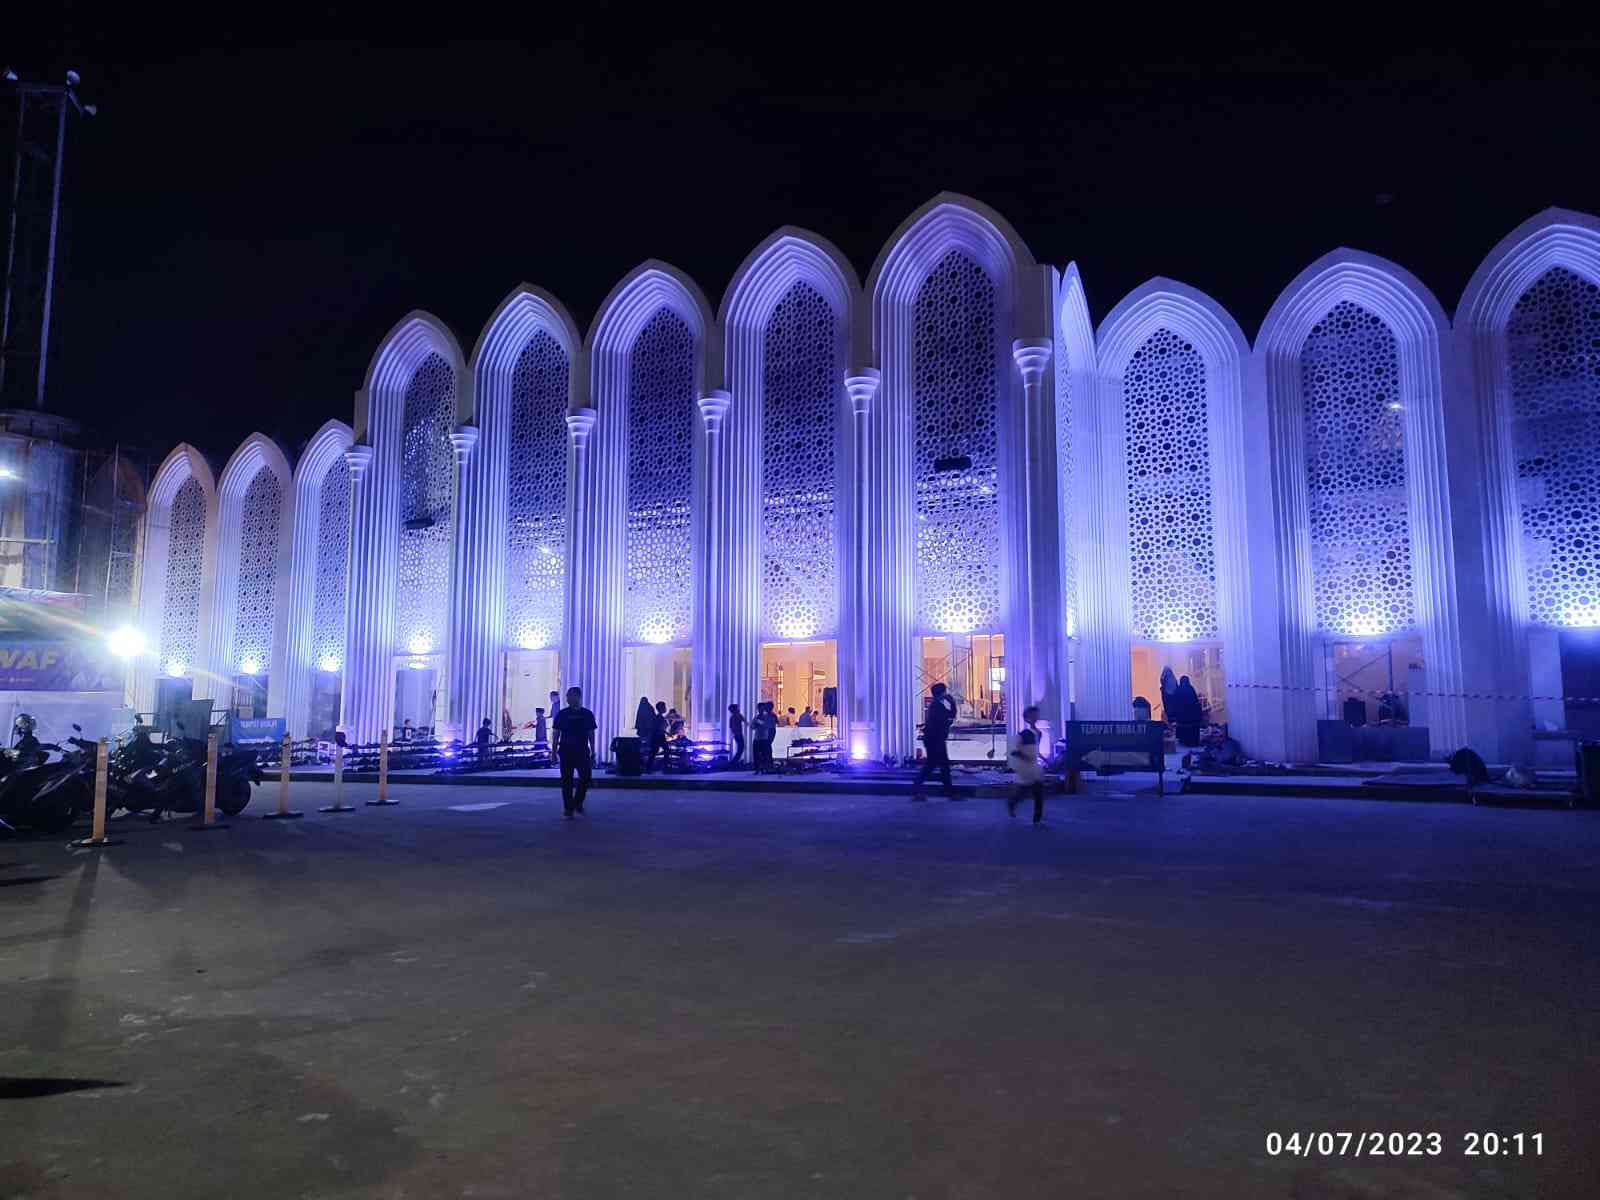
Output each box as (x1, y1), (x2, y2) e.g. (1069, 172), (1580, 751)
(3, 782), (1598, 1199)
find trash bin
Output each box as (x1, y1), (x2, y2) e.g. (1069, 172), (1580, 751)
(1580, 741), (1600, 807)
(611, 735), (643, 777)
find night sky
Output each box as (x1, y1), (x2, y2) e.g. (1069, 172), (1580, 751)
(8, 5), (1600, 467)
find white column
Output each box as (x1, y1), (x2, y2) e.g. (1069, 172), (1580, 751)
(843, 368), (881, 760)
(339, 443), (395, 744)
(1010, 339), (1063, 744)
(563, 408), (623, 749)
(1074, 373), (1132, 719)
(692, 390), (732, 741)
(444, 425), (485, 743)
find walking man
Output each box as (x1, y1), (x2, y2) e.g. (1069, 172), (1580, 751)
(1007, 705), (1047, 825)
(728, 702), (747, 767)
(913, 682), (958, 801)
(553, 685), (597, 818)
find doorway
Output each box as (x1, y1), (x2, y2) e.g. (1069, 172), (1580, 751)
(761, 639), (837, 755)
(503, 648), (560, 741)
(392, 656), (441, 738)
(622, 644), (692, 734)
(916, 633), (1005, 762)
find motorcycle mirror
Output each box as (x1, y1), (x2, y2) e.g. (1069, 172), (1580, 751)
(72, 724), (82, 732)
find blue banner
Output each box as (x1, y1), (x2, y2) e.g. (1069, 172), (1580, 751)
(230, 716), (286, 746)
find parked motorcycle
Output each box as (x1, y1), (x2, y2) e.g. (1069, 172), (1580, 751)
(0, 715), (76, 834)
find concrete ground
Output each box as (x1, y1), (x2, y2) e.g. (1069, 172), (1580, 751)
(2, 781), (1597, 1199)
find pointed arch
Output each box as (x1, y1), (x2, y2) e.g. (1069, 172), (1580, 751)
(572, 262), (717, 746)
(1055, 262), (1097, 647)
(134, 444), (219, 716)
(1255, 249), (1464, 758)
(1094, 279), (1257, 739)
(1452, 208), (1600, 761)
(283, 419), (354, 737)
(210, 435), (294, 712)
(862, 194), (1038, 757)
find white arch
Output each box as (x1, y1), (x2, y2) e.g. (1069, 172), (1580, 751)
(343, 310), (467, 744)
(861, 194), (1038, 758)
(715, 229), (861, 740)
(572, 262), (717, 748)
(448, 286), (586, 739)
(209, 434), (294, 715)
(1093, 279), (1259, 742)
(283, 419), (354, 738)
(1452, 208), (1600, 762)
(134, 444), (219, 716)
(1255, 249), (1464, 759)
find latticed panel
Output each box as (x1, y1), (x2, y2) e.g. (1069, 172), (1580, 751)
(311, 456), (351, 669)
(230, 465), (283, 671)
(506, 329), (570, 651)
(1301, 301), (1413, 637)
(1508, 266), (1600, 627)
(913, 250), (1001, 634)
(1124, 328), (1219, 642)
(159, 476), (207, 673)
(395, 353), (456, 654)
(761, 282), (838, 641)
(1055, 336), (1077, 637)
(624, 307), (695, 644)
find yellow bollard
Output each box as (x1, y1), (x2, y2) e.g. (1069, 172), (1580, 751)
(367, 730), (397, 806)
(191, 731), (227, 830)
(264, 732), (303, 820)
(71, 737), (122, 848)
(320, 741), (355, 813)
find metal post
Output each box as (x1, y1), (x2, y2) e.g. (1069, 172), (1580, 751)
(34, 92), (66, 409)
(367, 729), (397, 805)
(71, 736), (121, 848)
(191, 731), (226, 829)
(264, 732), (302, 819)
(320, 742), (354, 813)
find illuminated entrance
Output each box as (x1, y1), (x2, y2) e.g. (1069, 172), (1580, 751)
(392, 654), (443, 737)
(622, 644), (692, 734)
(761, 639), (837, 754)
(916, 633), (1005, 762)
(1131, 642), (1226, 735)
(503, 648), (560, 741)
(1320, 635), (1424, 726)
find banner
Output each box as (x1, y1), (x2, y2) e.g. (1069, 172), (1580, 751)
(230, 715), (286, 747)
(0, 640), (118, 692)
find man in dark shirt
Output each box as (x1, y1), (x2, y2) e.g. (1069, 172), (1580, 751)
(552, 686), (597, 818)
(727, 703), (746, 767)
(913, 682), (959, 801)
(475, 718), (494, 769)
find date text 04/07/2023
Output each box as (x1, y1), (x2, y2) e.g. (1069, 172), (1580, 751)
(1264, 1132), (1544, 1157)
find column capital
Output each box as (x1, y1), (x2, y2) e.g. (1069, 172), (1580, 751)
(697, 389), (732, 433)
(1011, 338), (1053, 384)
(448, 426), (480, 464)
(343, 444), (375, 478)
(845, 367), (881, 416)
(565, 406), (598, 447)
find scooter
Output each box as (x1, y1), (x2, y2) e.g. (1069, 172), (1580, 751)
(0, 738), (77, 835)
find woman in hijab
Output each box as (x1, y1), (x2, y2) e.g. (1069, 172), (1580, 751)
(1172, 674), (1204, 747)
(1159, 666), (1178, 724)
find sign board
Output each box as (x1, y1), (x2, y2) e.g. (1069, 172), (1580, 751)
(229, 715), (285, 747)
(1060, 720), (1166, 793)
(0, 640), (118, 691)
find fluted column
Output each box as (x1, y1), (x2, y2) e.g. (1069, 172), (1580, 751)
(843, 368), (881, 759)
(1075, 371), (1133, 719)
(1010, 339), (1063, 745)
(692, 390), (733, 741)
(563, 408), (623, 750)
(445, 425), (491, 742)
(340, 443), (396, 744)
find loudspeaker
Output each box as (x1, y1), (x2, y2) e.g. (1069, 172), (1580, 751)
(822, 686), (838, 717)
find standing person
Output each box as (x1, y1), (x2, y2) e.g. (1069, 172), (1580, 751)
(913, 682), (958, 801)
(1158, 666), (1178, 725)
(1173, 675), (1204, 748)
(534, 707), (548, 746)
(475, 717), (494, 769)
(549, 691), (561, 723)
(553, 686), (597, 818)
(1007, 705), (1047, 825)
(728, 703), (747, 766)
(646, 701), (669, 771)
(401, 718), (414, 741)
(752, 701), (777, 772)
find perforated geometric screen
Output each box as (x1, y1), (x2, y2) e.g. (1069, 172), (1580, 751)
(1123, 328), (1218, 642)
(506, 329), (570, 651)
(311, 456), (351, 670)
(1055, 336), (1077, 637)
(1300, 300), (1413, 637)
(761, 281), (838, 641)
(159, 476), (207, 674)
(1508, 265), (1600, 627)
(912, 249), (1001, 634)
(395, 352), (456, 654)
(231, 464), (283, 671)
(624, 306), (695, 644)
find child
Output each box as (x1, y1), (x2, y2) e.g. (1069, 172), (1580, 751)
(1007, 705), (1047, 825)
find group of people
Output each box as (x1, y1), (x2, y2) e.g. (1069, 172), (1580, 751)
(912, 682), (1048, 823)
(1157, 667), (1206, 748)
(631, 697), (690, 771)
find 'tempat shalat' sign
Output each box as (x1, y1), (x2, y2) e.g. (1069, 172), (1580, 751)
(1059, 720), (1167, 794)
